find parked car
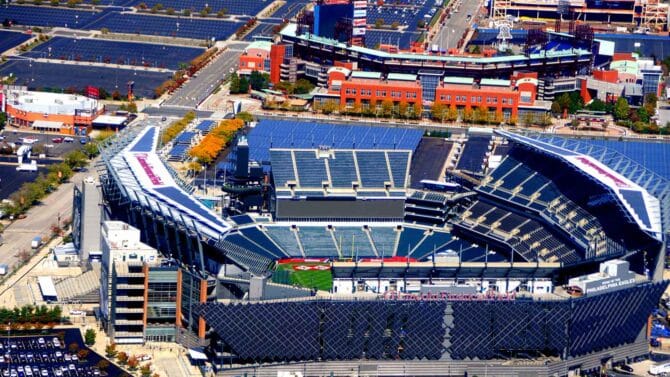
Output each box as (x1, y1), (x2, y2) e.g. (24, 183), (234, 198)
(52, 137), (63, 143)
(63, 137), (74, 143)
(650, 362), (670, 375)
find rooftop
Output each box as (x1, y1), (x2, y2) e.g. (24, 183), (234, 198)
(443, 77), (474, 85)
(481, 78), (511, 87)
(387, 73), (417, 82)
(6, 90), (98, 115)
(351, 71), (382, 80)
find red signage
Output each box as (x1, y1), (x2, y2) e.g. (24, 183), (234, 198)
(383, 291), (516, 302)
(136, 153), (164, 186)
(292, 265), (331, 271)
(85, 85), (99, 99)
(575, 156), (629, 188)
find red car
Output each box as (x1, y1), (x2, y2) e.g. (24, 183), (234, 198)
(52, 137), (63, 143)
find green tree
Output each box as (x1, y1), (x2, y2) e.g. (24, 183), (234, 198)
(235, 111), (253, 123)
(374, 19), (384, 28)
(550, 101), (561, 115)
(248, 70), (269, 91)
(63, 150), (88, 170)
(293, 78), (314, 94)
(522, 112), (535, 127)
(431, 103), (446, 121)
(104, 343), (117, 358)
(613, 97), (630, 121)
(637, 106), (650, 123)
(182, 9), (190, 16)
(229, 73), (240, 94)
(381, 100), (393, 117)
(397, 102), (408, 119)
(217, 9), (226, 18)
(238, 76), (250, 93)
(84, 329), (96, 346)
(446, 105), (458, 122)
(166, 7), (175, 15)
(586, 98), (606, 112)
(321, 100), (338, 115)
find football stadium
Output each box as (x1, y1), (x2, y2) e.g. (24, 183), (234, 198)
(97, 117), (670, 376)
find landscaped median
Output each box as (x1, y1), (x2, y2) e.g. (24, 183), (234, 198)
(0, 130), (115, 219)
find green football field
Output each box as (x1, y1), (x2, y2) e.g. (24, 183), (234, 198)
(274, 262), (333, 292)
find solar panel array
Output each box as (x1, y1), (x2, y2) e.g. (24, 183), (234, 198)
(0, 6), (101, 28)
(0, 60), (169, 98)
(272, 0), (309, 20)
(196, 120), (217, 134)
(580, 139), (670, 180)
(126, 0), (269, 16)
(246, 120), (423, 163)
(83, 12), (242, 40)
(24, 37), (204, 70)
(0, 30), (31, 55)
(367, 0), (436, 33)
(364, 30), (419, 50)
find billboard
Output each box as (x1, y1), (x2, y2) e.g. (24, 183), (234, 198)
(314, 2), (354, 41)
(353, 0), (367, 8)
(353, 27), (366, 36)
(353, 9), (366, 18)
(353, 18), (366, 26)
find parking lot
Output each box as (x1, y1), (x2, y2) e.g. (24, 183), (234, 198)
(0, 330), (123, 377)
(0, 130), (87, 159)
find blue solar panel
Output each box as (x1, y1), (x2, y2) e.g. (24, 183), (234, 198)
(0, 60), (169, 98)
(620, 189), (651, 228)
(129, 128), (157, 152)
(154, 186), (226, 227)
(196, 120), (217, 132)
(0, 30), (31, 55)
(24, 37), (204, 70)
(245, 120), (422, 163)
(175, 131), (196, 145)
(581, 139), (670, 180)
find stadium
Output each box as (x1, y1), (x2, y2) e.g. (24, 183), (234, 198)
(96, 116), (669, 376)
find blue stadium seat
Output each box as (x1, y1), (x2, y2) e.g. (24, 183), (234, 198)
(265, 226), (302, 257)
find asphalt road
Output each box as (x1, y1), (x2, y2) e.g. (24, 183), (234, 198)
(162, 44), (247, 108)
(435, 0), (483, 50)
(0, 161), (95, 273)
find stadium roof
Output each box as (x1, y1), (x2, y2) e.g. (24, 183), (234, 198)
(496, 130), (663, 240)
(280, 24), (592, 64)
(241, 120), (423, 164)
(107, 126), (231, 241)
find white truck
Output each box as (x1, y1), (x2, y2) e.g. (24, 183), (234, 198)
(31, 236), (42, 249)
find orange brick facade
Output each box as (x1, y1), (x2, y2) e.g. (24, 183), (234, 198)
(434, 85), (520, 120)
(6, 103), (96, 135)
(339, 79), (422, 108)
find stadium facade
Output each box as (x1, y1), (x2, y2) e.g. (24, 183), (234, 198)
(96, 119), (670, 376)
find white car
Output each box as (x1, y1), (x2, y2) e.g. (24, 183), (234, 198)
(63, 137), (74, 143)
(650, 362), (670, 375)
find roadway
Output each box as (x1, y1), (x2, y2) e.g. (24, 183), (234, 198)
(162, 43), (248, 109)
(0, 161), (96, 273)
(435, 0), (484, 50)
